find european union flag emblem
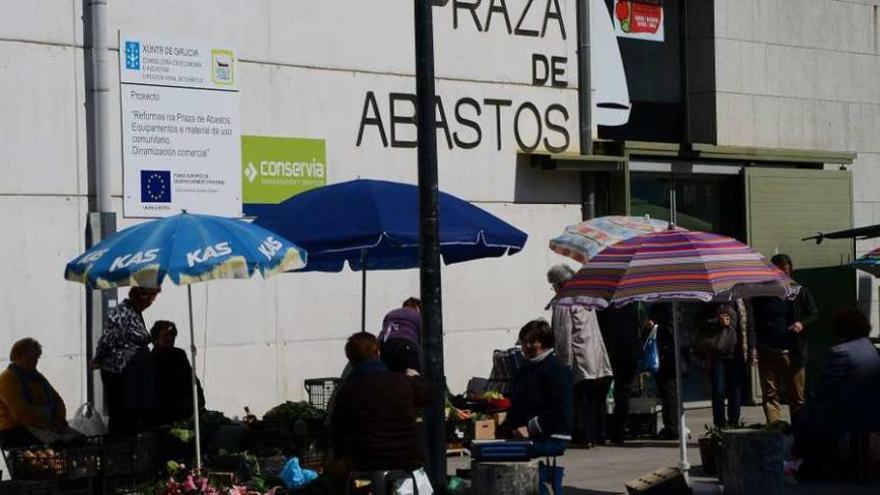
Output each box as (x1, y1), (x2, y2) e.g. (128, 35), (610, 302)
(125, 41), (141, 70)
(141, 170), (171, 203)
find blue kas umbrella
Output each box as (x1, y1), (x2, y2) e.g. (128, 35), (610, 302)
(65, 212), (307, 468)
(66, 212), (305, 288)
(249, 179), (528, 329)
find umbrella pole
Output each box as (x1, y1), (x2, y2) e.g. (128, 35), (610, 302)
(187, 285), (202, 471)
(361, 250), (367, 332)
(672, 301), (690, 481)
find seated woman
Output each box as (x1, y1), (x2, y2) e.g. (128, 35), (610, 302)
(499, 319), (573, 455)
(0, 338), (75, 447)
(327, 332), (429, 493)
(151, 321), (204, 427)
(794, 308), (880, 480)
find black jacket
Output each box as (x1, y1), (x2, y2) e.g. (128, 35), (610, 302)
(598, 305), (643, 376)
(152, 347), (205, 426)
(330, 360), (429, 471)
(751, 287), (818, 356)
(502, 351), (572, 441)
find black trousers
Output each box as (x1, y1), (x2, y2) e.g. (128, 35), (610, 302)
(379, 338), (421, 373)
(102, 370), (129, 434)
(573, 376), (613, 444)
(610, 370), (636, 443)
(102, 369), (143, 434)
(656, 362), (679, 434)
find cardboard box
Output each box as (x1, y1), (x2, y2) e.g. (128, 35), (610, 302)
(474, 419), (496, 440)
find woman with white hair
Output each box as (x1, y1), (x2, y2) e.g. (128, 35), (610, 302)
(547, 264), (613, 447)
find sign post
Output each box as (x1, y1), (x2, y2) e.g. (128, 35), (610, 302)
(119, 33), (241, 217)
(414, 0), (447, 489)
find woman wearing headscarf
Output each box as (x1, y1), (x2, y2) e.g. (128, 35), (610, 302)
(547, 264), (613, 447)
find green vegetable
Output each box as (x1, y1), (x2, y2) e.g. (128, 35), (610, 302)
(170, 428), (195, 443)
(262, 401), (324, 432)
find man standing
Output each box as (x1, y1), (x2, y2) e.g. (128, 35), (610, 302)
(646, 304), (679, 440)
(597, 304), (643, 444)
(751, 254), (818, 423)
(93, 286), (160, 433)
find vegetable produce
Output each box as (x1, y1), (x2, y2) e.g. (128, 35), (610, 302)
(171, 428), (196, 443)
(262, 401), (324, 433)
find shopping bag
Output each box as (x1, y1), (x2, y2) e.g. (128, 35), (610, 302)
(636, 327), (659, 374)
(69, 402), (107, 437)
(393, 467), (434, 495)
(278, 457), (317, 489)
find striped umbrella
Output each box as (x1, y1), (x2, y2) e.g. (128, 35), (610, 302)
(556, 229), (798, 479)
(549, 215), (672, 264)
(851, 246), (880, 277)
(557, 229), (798, 309)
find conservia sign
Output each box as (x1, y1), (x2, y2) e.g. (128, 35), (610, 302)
(241, 135), (327, 206)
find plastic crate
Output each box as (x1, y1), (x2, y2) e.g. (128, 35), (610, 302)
(0, 479), (92, 495)
(7, 445), (102, 481)
(103, 434), (156, 476)
(206, 453), (250, 483)
(304, 378), (341, 411)
(257, 455), (287, 478)
(0, 480), (58, 495)
(275, 478), (327, 495)
(291, 432), (328, 470)
(154, 430), (195, 466)
(102, 474), (155, 495)
(51, 480), (90, 495)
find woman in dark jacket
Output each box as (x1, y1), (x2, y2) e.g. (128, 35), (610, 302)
(150, 321), (204, 427)
(500, 319), (573, 455)
(694, 301), (755, 427)
(794, 308), (880, 481)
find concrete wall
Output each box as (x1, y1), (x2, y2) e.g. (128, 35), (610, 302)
(713, 0), (880, 328)
(0, 0), (587, 418)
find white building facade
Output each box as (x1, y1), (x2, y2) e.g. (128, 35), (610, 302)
(0, 0), (876, 417)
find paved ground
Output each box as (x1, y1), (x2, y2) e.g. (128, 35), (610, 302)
(448, 406), (880, 494)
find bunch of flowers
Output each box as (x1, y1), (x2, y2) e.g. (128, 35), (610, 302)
(160, 461), (279, 495)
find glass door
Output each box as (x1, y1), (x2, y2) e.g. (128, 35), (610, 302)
(630, 172), (745, 240)
(630, 168), (747, 403)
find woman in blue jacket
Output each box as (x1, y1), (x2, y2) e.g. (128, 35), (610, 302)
(499, 319), (573, 455)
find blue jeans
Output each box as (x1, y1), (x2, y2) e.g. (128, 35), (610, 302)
(710, 357), (746, 427)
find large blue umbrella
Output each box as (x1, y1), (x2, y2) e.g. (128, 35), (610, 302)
(65, 212), (306, 468)
(66, 212), (306, 289)
(249, 179), (528, 328)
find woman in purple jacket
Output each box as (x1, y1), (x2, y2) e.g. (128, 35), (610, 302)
(378, 297), (422, 373)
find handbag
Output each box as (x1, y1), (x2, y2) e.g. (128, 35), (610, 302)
(69, 402), (107, 437)
(693, 322), (737, 356)
(637, 326), (660, 374)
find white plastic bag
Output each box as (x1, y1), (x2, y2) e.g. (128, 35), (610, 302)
(69, 403), (107, 437)
(393, 468), (434, 495)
